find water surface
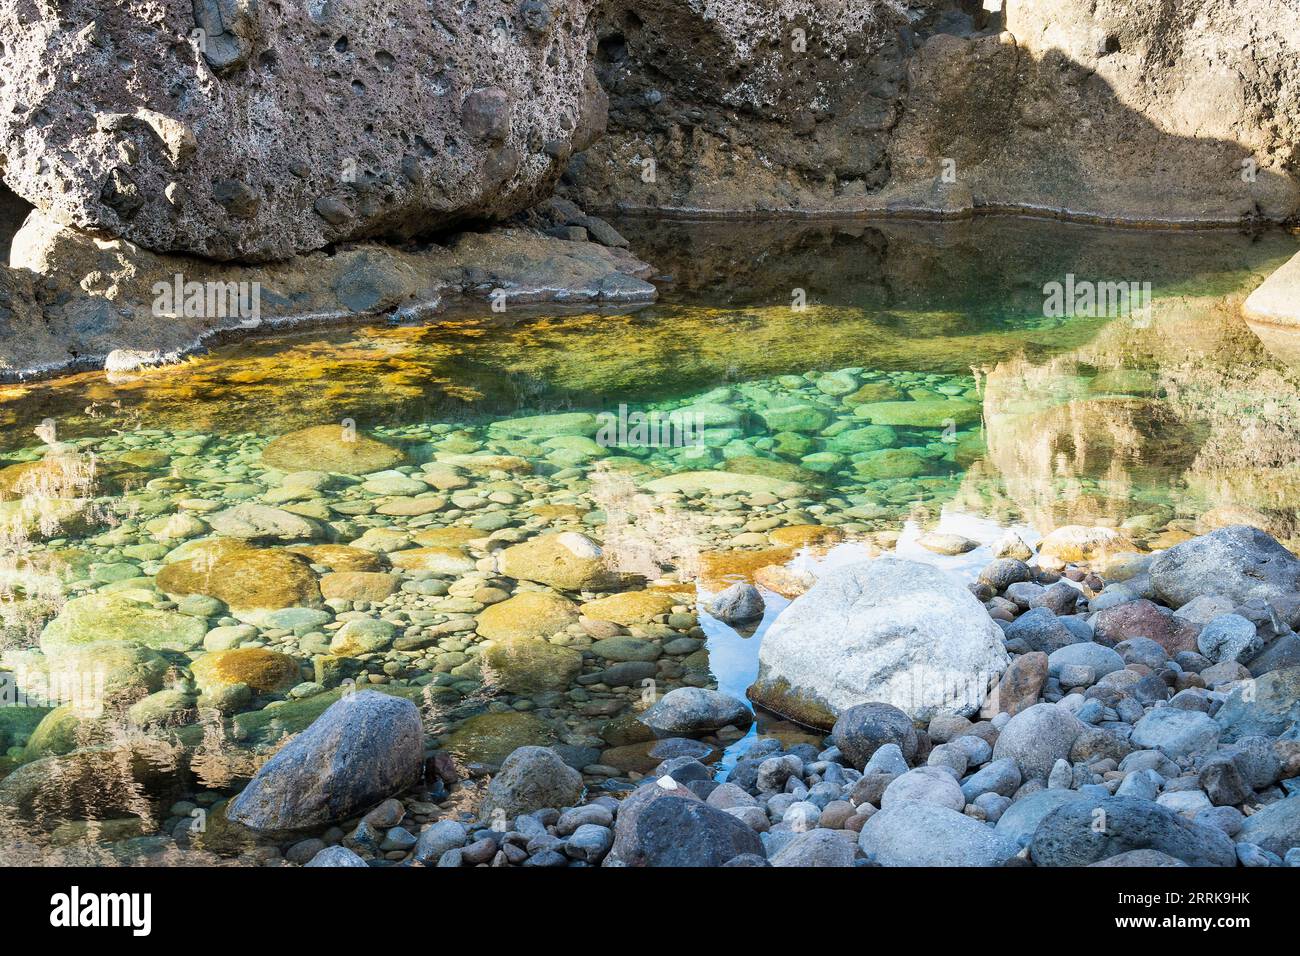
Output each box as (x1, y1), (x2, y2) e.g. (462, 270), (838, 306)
(2, 216), (1298, 860)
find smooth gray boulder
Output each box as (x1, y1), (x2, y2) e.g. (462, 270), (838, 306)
(709, 582), (766, 624)
(633, 795), (765, 866)
(1149, 526), (1300, 609)
(859, 803), (1019, 867)
(960, 758), (1022, 803)
(227, 691), (423, 830)
(881, 766), (965, 811)
(770, 828), (856, 867)
(1029, 796), (1237, 867)
(994, 789), (1092, 847)
(749, 558), (1008, 726)
(639, 688), (752, 736)
(1197, 614), (1264, 664)
(1005, 607), (1079, 654)
(991, 703), (1084, 783)
(413, 819), (468, 865)
(304, 845), (369, 867)
(1215, 667), (1300, 741)
(1236, 794), (1300, 858)
(1130, 707), (1220, 758)
(1047, 642), (1125, 678)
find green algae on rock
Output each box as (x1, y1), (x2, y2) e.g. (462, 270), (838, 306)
(261, 425), (406, 475)
(39, 593), (207, 658)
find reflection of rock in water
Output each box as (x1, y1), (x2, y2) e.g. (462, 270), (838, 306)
(971, 285), (1300, 541)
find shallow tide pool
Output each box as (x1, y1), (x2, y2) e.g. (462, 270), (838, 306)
(1, 216), (1298, 862)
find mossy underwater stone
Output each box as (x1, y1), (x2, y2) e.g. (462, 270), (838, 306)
(642, 470), (806, 498)
(328, 618), (398, 657)
(854, 399), (981, 428)
(489, 412), (600, 439)
(261, 424), (406, 475)
(443, 711), (556, 766)
(23, 704), (98, 761)
(191, 648), (301, 696)
(157, 547), (322, 619)
(476, 591), (578, 641)
(854, 448), (930, 480)
(285, 544), (384, 572)
(482, 637), (583, 694)
(722, 456), (819, 485)
(496, 532), (614, 591)
(580, 590), (679, 625)
(319, 571), (401, 602)
(40, 640), (170, 703)
(39, 592), (207, 658)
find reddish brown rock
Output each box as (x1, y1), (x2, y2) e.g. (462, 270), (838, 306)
(994, 652), (1048, 716)
(1092, 599), (1199, 655)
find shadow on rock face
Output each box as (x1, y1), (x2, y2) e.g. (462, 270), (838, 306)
(567, 0), (1299, 224)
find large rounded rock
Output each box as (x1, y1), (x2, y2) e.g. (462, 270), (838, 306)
(1214, 666), (1300, 742)
(328, 618), (398, 657)
(191, 648), (301, 697)
(1196, 614), (1263, 664)
(859, 803), (1019, 867)
(748, 559), (1009, 727)
(39, 593), (207, 657)
(157, 547), (321, 620)
(476, 591), (578, 641)
(994, 789), (1093, 847)
(207, 504), (327, 542)
(1047, 642), (1125, 678)
(1090, 599), (1198, 655)
(1148, 525), (1300, 609)
(1029, 796), (1237, 867)
(580, 590), (679, 625)
(991, 703), (1084, 783)
(1037, 525), (1133, 566)
(227, 690), (423, 830)
(881, 766), (965, 811)
(1003, 608), (1078, 654)
(443, 711), (555, 766)
(633, 795), (765, 867)
(42, 641), (170, 704)
(1130, 708), (1220, 758)
(262, 426), (405, 474)
(832, 702), (919, 770)
(0, 0), (605, 261)
(709, 582), (766, 624)
(770, 829), (856, 867)
(603, 777), (702, 867)
(478, 746), (583, 821)
(481, 637), (583, 694)
(639, 688), (752, 737)
(497, 532), (615, 591)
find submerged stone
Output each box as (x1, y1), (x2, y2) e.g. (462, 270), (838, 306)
(261, 425), (406, 474)
(476, 591), (579, 641)
(853, 400), (980, 428)
(482, 637), (583, 694)
(40, 593), (207, 657)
